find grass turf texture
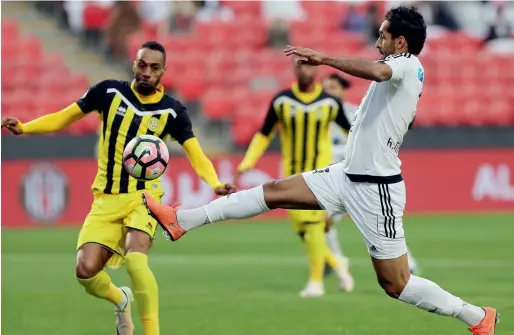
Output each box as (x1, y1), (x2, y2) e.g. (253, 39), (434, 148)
(3, 213), (514, 335)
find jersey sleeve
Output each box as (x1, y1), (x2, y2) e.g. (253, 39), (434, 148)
(166, 102), (195, 145)
(381, 54), (410, 83)
(334, 100), (351, 132)
(259, 100), (279, 137)
(76, 80), (109, 114)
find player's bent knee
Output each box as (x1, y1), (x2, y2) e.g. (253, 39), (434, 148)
(75, 258), (102, 279)
(378, 273), (410, 299)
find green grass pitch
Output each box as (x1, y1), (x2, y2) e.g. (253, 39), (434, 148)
(3, 213), (514, 335)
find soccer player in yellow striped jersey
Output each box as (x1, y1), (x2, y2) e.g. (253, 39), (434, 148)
(2, 41), (235, 335)
(236, 60), (354, 298)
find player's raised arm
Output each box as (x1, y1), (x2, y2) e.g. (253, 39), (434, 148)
(284, 46), (393, 82)
(237, 100), (278, 174)
(168, 105), (236, 195)
(1, 80), (107, 135)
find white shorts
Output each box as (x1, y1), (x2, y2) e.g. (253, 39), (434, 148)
(303, 163), (407, 260)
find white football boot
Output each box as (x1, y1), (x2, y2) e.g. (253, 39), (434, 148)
(299, 281), (325, 298)
(115, 286), (134, 335)
(335, 256), (355, 292)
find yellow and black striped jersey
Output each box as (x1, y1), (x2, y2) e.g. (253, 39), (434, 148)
(77, 79), (194, 194)
(261, 83), (351, 176)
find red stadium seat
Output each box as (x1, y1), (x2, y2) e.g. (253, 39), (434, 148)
(201, 87), (235, 120)
(2, 19), (19, 42)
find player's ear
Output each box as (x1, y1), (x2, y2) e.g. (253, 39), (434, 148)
(132, 61), (136, 74)
(163, 64), (167, 72)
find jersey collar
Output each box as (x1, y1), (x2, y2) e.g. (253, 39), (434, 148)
(291, 83), (323, 104)
(130, 80), (165, 104)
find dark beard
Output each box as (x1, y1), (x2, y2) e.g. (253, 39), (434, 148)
(136, 81), (155, 95)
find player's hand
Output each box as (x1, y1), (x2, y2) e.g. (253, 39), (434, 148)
(1, 116), (23, 135)
(284, 45), (325, 66)
(214, 183), (237, 196)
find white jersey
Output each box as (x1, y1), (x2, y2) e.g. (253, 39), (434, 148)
(330, 102), (358, 163)
(343, 53), (424, 183)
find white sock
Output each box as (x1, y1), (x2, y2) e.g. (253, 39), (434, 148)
(325, 226), (344, 257)
(406, 246), (418, 272)
(177, 185), (270, 231)
(398, 275), (485, 326)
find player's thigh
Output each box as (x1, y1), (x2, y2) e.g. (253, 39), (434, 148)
(77, 195), (126, 268)
(288, 209), (326, 233)
(301, 163), (347, 217)
(263, 174), (321, 210)
(123, 191), (163, 252)
(343, 177), (408, 260)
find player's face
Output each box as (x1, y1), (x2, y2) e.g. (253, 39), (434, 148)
(294, 63), (317, 87)
(133, 48), (166, 95)
(376, 21), (396, 59)
(322, 78), (346, 100)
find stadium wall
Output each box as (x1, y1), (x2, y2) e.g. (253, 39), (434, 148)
(2, 149), (514, 228)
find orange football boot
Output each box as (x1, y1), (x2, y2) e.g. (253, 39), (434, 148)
(469, 307), (500, 335)
(142, 192), (186, 241)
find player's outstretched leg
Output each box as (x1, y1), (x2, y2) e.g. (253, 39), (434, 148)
(76, 243), (134, 335)
(124, 229), (160, 335)
(372, 254), (499, 334)
(142, 174), (322, 240)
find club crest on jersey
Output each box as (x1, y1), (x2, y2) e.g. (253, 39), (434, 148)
(148, 117), (160, 132)
(418, 68), (424, 83)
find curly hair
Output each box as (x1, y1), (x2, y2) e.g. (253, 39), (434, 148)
(384, 5), (427, 55)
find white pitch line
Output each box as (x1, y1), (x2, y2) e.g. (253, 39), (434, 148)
(2, 254), (513, 268)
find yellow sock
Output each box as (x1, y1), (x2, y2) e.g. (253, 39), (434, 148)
(324, 245), (340, 270)
(77, 271), (124, 306)
(125, 252), (159, 335)
(303, 222), (326, 283)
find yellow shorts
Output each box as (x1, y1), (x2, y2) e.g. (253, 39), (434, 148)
(288, 209), (326, 233)
(77, 190), (162, 268)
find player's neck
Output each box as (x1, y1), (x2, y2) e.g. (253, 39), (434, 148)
(298, 83), (316, 93)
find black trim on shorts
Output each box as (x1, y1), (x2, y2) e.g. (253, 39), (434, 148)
(78, 242), (124, 258)
(346, 173), (403, 184)
(378, 184), (396, 238)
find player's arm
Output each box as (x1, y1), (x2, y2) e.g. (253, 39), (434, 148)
(284, 46), (399, 82)
(169, 106), (235, 194)
(321, 57), (394, 82)
(334, 100), (351, 134)
(2, 81), (106, 135)
(2, 103), (85, 135)
(237, 102), (278, 174)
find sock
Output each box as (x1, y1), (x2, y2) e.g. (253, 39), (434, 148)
(125, 252), (159, 335)
(325, 226), (345, 258)
(406, 246), (418, 272)
(77, 271), (125, 308)
(303, 223), (327, 283)
(398, 275), (485, 326)
(177, 185), (269, 231)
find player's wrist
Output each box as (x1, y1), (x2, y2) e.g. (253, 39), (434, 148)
(319, 54), (331, 65)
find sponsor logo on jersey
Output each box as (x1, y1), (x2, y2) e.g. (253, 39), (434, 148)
(418, 68), (424, 83)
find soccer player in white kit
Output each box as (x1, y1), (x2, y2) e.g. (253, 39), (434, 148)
(144, 6), (499, 334)
(322, 73), (420, 276)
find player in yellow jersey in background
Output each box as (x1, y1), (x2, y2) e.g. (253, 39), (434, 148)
(236, 59), (354, 298)
(2, 41), (236, 335)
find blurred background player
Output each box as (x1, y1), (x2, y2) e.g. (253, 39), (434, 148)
(321, 73), (420, 276)
(236, 59), (354, 297)
(1, 41), (235, 335)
